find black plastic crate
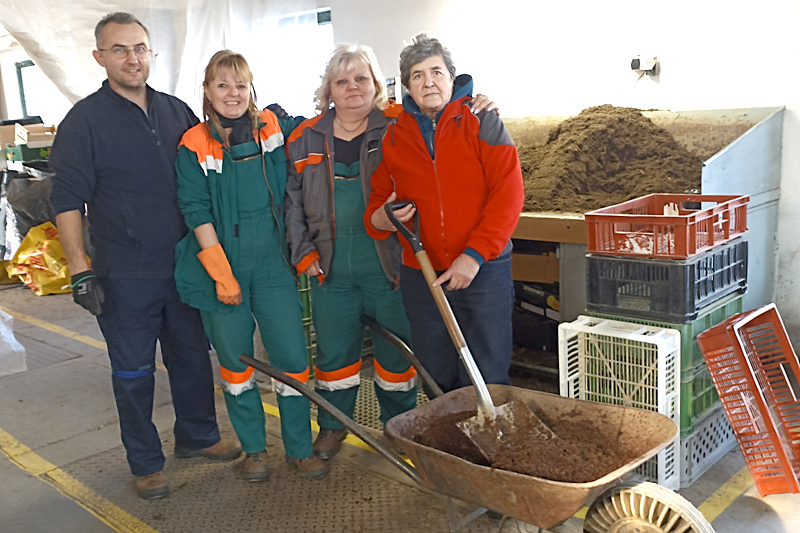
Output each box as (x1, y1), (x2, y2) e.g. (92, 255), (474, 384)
(586, 237), (747, 323)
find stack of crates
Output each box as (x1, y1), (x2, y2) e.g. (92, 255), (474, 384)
(563, 193), (750, 488)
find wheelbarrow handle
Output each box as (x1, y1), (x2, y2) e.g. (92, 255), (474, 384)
(239, 354), (423, 485)
(361, 315), (445, 399)
(384, 201), (422, 253)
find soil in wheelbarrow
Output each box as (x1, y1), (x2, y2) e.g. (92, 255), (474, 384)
(410, 407), (628, 483)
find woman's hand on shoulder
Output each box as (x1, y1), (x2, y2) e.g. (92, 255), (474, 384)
(470, 94), (499, 116)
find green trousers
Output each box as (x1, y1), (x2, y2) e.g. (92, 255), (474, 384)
(311, 228), (417, 430)
(201, 209), (312, 459)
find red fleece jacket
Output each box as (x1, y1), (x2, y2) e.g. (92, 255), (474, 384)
(365, 96), (523, 271)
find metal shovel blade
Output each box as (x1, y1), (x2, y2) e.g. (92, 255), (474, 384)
(456, 399), (557, 463)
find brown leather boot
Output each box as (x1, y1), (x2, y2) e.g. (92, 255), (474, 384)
(239, 451), (270, 482)
(313, 428), (348, 460)
(285, 454), (329, 480)
(135, 471), (170, 500)
(175, 437), (242, 461)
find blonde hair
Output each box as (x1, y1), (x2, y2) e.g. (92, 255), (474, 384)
(314, 43), (388, 114)
(202, 50), (260, 136)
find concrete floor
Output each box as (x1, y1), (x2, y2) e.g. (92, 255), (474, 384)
(1, 282), (799, 532)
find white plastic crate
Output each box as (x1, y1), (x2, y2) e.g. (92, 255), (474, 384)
(679, 404), (738, 487)
(558, 316), (681, 490)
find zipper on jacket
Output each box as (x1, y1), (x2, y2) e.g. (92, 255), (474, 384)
(259, 146), (293, 275)
(324, 134), (337, 247)
(431, 114), (457, 267)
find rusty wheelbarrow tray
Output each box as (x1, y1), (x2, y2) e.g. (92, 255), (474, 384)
(385, 384), (677, 530)
(240, 352), (705, 531)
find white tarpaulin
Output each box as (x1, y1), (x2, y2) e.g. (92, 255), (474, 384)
(0, 308), (26, 376)
(0, 1), (330, 118)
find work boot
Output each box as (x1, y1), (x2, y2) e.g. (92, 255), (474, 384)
(285, 454), (330, 480)
(135, 471), (170, 500)
(175, 437), (242, 461)
(239, 451), (270, 482)
(313, 428), (348, 460)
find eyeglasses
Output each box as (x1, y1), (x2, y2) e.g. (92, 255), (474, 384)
(97, 46), (152, 59)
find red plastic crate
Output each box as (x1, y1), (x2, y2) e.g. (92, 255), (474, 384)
(697, 304), (800, 496)
(585, 194), (749, 259)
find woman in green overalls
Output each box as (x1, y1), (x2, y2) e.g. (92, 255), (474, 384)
(283, 44), (419, 459)
(174, 50), (326, 482)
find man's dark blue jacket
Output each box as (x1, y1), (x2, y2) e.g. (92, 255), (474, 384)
(50, 80), (199, 278)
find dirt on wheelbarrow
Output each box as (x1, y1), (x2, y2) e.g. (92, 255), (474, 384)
(410, 407), (628, 483)
(517, 105), (704, 212)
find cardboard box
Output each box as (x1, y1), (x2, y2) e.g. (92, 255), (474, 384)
(511, 252), (559, 284)
(0, 123), (27, 147)
(24, 125), (57, 145)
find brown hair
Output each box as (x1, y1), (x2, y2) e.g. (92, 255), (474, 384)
(202, 50), (260, 136)
(95, 12), (150, 49)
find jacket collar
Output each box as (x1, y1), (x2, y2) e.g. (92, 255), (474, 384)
(100, 79), (155, 109)
(310, 107), (387, 136)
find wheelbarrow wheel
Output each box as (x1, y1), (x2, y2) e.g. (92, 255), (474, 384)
(583, 481), (715, 533)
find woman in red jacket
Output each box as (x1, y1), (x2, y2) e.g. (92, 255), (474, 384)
(366, 33), (524, 393)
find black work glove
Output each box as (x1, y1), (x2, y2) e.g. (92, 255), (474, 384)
(70, 270), (105, 316)
(265, 103), (290, 120)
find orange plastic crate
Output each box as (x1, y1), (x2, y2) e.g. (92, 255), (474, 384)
(585, 194), (749, 259)
(697, 304), (800, 496)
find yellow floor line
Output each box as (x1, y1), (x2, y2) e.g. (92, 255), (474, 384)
(5, 306), (751, 524)
(1, 305), (166, 371)
(0, 427), (158, 533)
(696, 466), (753, 522)
(1, 305), (107, 351)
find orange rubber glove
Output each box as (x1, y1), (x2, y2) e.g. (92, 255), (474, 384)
(197, 243), (242, 305)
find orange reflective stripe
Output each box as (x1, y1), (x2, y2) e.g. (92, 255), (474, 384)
(287, 114), (323, 143)
(179, 124), (224, 167)
(293, 153), (323, 174)
(257, 110), (282, 139)
(283, 367), (310, 384)
(315, 361), (362, 382)
(374, 359), (417, 383)
(219, 365), (254, 385)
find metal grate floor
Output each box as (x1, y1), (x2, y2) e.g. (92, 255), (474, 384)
(12, 331), (80, 371)
(60, 420), (502, 532)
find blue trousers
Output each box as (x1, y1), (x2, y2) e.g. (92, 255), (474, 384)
(96, 277), (220, 477)
(400, 253), (513, 394)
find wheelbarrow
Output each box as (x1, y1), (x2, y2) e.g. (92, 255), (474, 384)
(240, 332), (714, 532)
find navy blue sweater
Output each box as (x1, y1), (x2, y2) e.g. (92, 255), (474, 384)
(50, 81), (199, 278)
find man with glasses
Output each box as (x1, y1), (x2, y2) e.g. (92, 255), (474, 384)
(50, 12), (241, 500)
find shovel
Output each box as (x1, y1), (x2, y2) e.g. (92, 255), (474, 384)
(384, 201), (556, 462)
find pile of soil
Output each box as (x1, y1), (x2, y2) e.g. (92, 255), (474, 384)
(518, 105), (703, 212)
(411, 407), (627, 483)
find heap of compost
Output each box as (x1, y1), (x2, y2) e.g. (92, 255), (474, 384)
(518, 105), (703, 212)
(410, 407), (627, 483)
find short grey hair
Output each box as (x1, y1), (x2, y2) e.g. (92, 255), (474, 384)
(399, 33), (456, 88)
(95, 12), (150, 48)
(314, 43), (388, 114)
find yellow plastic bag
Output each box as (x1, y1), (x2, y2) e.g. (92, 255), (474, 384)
(6, 222), (71, 295)
(0, 260), (19, 284)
